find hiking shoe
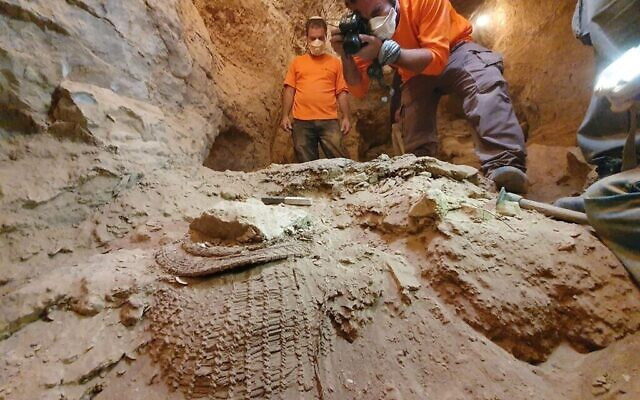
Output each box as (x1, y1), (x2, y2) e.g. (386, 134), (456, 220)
(489, 166), (528, 194)
(553, 196), (586, 213)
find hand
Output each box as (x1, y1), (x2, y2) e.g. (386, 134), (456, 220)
(355, 34), (383, 61)
(340, 118), (350, 136)
(330, 28), (346, 58)
(394, 108), (402, 124)
(280, 116), (292, 133)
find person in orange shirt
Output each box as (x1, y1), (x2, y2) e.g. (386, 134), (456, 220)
(281, 17), (351, 163)
(331, 0), (529, 193)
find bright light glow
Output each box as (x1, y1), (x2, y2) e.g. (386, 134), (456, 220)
(595, 45), (640, 112)
(475, 14), (492, 29)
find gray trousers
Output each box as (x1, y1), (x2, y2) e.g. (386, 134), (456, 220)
(291, 119), (346, 163)
(399, 41), (527, 174)
(578, 94), (640, 172)
(577, 57), (640, 173)
(585, 167), (640, 284)
(573, 0), (640, 174)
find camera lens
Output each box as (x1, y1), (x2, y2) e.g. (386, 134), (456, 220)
(343, 34), (362, 55)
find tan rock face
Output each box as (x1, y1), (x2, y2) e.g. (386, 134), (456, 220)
(0, 0), (222, 158)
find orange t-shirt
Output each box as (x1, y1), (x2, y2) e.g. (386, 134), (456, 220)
(284, 54), (349, 120)
(350, 0), (473, 98)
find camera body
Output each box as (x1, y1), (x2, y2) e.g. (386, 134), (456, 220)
(339, 12), (371, 55)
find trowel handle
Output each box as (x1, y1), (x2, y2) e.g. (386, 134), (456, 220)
(519, 199), (590, 225)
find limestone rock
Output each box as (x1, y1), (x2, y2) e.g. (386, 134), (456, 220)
(48, 81), (169, 148)
(119, 297), (145, 327)
(189, 199), (309, 243)
(408, 189), (450, 219)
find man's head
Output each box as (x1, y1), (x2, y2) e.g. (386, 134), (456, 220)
(344, 0), (395, 19)
(306, 17), (327, 56)
(306, 16), (327, 40)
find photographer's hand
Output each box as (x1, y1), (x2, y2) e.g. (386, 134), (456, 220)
(330, 28), (346, 58)
(355, 34), (383, 61)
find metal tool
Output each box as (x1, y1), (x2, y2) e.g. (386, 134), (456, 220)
(496, 188), (590, 225)
(261, 196), (313, 206)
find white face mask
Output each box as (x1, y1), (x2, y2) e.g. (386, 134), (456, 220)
(369, 4), (398, 40)
(309, 39), (325, 56)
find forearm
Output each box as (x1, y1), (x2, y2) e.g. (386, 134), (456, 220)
(282, 87), (295, 117)
(337, 92), (350, 119)
(394, 48), (433, 74)
(341, 55), (362, 86)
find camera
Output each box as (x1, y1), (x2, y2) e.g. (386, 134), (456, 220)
(339, 12), (371, 55)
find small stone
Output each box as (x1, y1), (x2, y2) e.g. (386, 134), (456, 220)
(557, 240), (576, 252)
(195, 367), (212, 377)
(71, 294), (105, 317)
(496, 200), (521, 217)
(593, 375), (608, 387)
(409, 189), (449, 219)
(120, 302), (144, 327)
(220, 191), (237, 200)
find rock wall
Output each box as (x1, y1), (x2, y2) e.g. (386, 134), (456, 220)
(0, 0), (223, 158)
(0, 0), (225, 278)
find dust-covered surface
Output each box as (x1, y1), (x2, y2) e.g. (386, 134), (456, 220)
(2, 1), (640, 399)
(2, 155), (640, 400)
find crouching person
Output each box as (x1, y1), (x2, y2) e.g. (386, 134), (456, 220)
(331, 0), (529, 193)
(281, 17), (351, 163)
(583, 168), (640, 284)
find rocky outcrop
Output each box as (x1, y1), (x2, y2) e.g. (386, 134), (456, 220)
(0, 0), (222, 158)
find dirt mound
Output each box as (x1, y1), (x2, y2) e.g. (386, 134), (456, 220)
(1, 155), (640, 399)
(1, 1), (639, 399)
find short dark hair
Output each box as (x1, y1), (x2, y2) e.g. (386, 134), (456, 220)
(305, 17), (327, 36)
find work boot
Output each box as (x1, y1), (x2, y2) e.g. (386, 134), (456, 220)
(554, 196), (586, 213)
(489, 166), (528, 194)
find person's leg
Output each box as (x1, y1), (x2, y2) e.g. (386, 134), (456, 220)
(445, 42), (527, 176)
(400, 75), (441, 157)
(292, 119), (320, 162)
(584, 167), (640, 283)
(317, 120), (347, 159)
(577, 90), (639, 177)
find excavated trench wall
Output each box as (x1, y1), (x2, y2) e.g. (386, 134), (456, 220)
(193, 0), (345, 170)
